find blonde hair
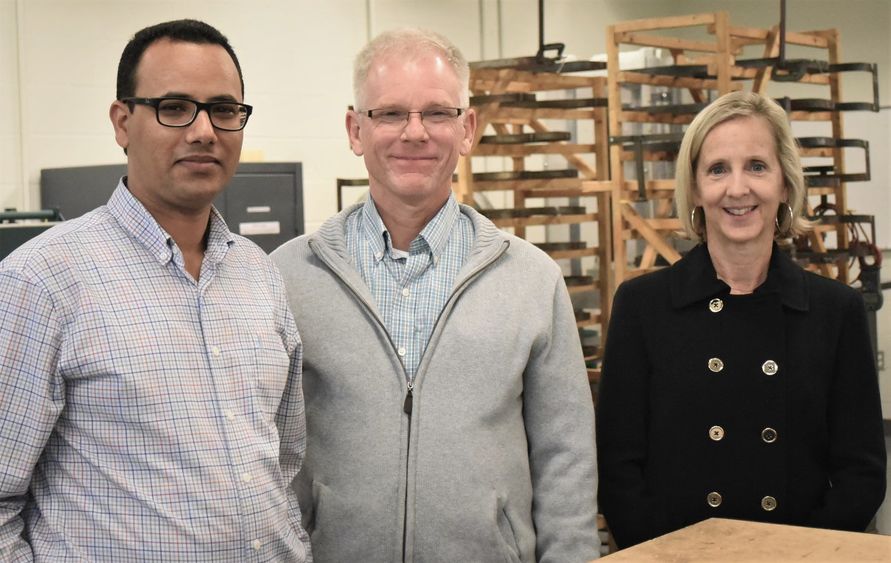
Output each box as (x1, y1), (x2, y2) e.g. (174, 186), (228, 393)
(675, 90), (808, 241)
(353, 28), (470, 109)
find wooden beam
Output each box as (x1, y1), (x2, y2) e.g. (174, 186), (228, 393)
(620, 204), (682, 264)
(471, 143), (599, 157)
(615, 31), (718, 53)
(612, 12), (716, 34)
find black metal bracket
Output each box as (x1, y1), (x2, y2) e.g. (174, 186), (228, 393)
(609, 133), (685, 200)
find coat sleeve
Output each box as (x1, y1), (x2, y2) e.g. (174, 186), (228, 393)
(596, 281), (673, 548)
(524, 275), (601, 561)
(806, 289), (886, 530)
(0, 270), (66, 562)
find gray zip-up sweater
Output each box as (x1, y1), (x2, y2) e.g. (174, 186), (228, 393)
(272, 204), (599, 562)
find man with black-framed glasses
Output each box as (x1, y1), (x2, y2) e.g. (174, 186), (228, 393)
(273, 28), (599, 562)
(0, 19), (311, 561)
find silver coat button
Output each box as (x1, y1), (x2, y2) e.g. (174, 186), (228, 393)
(709, 298), (724, 313)
(709, 425), (725, 441)
(708, 358), (724, 373)
(762, 360), (779, 376)
(761, 495), (777, 511)
(707, 492), (722, 507)
(761, 427), (778, 443)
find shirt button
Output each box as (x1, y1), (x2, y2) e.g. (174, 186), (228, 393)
(211, 346), (221, 357)
(707, 491), (722, 507)
(225, 409), (236, 421)
(761, 495), (778, 511)
(761, 427), (778, 443)
(402, 287), (410, 297)
(708, 358), (724, 373)
(762, 360), (779, 376)
(241, 473), (252, 483)
(709, 425), (725, 441)
(251, 539), (262, 551)
(397, 347), (406, 357)
(709, 298), (724, 313)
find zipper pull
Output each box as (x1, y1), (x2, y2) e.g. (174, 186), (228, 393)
(403, 382), (414, 415)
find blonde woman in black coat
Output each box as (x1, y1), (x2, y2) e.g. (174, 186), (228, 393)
(596, 91), (886, 549)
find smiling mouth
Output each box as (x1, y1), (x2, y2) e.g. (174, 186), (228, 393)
(178, 155), (220, 165)
(724, 206), (757, 216)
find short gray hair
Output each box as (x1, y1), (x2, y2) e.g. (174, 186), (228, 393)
(353, 28), (470, 109)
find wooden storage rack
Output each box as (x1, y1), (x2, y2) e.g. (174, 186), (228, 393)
(460, 61), (613, 378)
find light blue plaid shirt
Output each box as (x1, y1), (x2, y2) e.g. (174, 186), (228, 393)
(346, 195), (473, 381)
(0, 181), (310, 561)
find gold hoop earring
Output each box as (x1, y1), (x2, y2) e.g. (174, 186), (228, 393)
(775, 202), (794, 238)
(691, 206), (706, 238)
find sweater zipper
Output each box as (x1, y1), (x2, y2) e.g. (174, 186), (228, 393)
(398, 243), (507, 561)
(402, 379), (413, 562)
(311, 238), (508, 562)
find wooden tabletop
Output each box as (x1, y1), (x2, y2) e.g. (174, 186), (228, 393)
(599, 518), (891, 562)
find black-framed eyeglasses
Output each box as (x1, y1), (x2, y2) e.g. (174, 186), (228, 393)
(121, 97), (253, 131)
(361, 107), (464, 126)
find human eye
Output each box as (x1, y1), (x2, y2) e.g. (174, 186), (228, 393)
(208, 103), (243, 128)
(212, 103), (238, 116)
(707, 162), (726, 176)
(372, 108), (407, 123)
(423, 107), (457, 122)
(749, 160), (767, 173)
(157, 98), (192, 115)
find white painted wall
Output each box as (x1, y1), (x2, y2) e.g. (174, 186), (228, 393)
(0, 0), (22, 211)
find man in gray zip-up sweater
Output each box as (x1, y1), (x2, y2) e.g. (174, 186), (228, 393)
(271, 28), (599, 562)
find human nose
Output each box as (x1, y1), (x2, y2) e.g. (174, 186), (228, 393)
(726, 170), (749, 197)
(401, 112), (429, 141)
(185, 108), (217, 143)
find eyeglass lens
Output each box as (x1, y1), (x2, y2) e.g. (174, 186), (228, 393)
(371, 108), (461, 125)
(157, 99), (248, 130)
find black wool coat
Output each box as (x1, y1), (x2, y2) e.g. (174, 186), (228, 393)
(596, 243), (886, 549)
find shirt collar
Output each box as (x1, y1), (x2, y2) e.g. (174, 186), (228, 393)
(107, 177), (234, 267)
(669, 243), (809, 311)
(359, 194), (459, 265)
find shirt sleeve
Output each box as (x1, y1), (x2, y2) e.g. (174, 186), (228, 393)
(524, 274), (601, 561)
(275, 305), (313, 561)
(806, 289), (886, 530)
(0, 269), (66, 561)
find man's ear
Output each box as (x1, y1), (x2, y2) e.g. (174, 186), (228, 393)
(458, 107), (477, 156)
(346, 109), (364, 156)
(110, 100), (131, 153)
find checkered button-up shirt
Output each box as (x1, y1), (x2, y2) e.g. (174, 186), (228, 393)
(346, 195), (473, 381)
(0, 181), (311, 561)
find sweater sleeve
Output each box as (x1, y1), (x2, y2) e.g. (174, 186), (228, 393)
(806, 289), (886, 530)
(524, 274), (601, 561)
(596, 281), (673, 548)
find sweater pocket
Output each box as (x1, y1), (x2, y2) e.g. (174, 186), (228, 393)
(495, 493), (523, 563)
